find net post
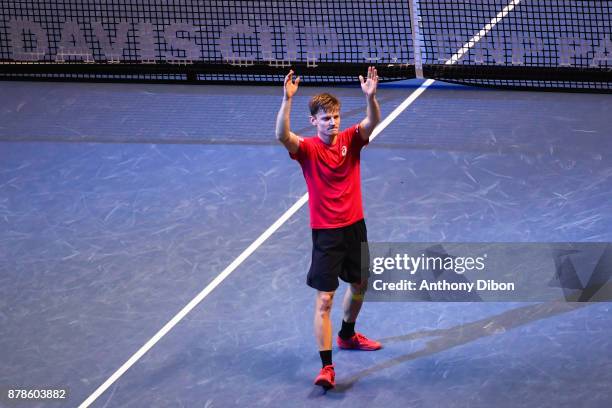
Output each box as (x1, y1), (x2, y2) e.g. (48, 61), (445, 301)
(409, 0), (424, 79)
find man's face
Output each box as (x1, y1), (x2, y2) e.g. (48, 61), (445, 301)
(311, 108), (340, 140)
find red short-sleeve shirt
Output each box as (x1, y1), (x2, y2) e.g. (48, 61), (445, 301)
(290, 124), (369, 229)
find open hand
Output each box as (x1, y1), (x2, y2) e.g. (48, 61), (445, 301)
(359, 66), (378, 97)
(284, 70), (300, 99)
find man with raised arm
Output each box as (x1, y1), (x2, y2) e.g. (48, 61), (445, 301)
(275, 67), (382, 389)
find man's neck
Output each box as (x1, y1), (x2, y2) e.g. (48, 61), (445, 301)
(318, 133), (337, 146)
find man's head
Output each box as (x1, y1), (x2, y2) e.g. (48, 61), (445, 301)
(309, 93), (341, 142)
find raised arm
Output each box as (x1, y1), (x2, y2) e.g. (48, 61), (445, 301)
(275, 70), (301, 154)
(358, 66), (381, 142)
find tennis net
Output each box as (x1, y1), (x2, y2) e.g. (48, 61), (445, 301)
(0, 1), (610, 91)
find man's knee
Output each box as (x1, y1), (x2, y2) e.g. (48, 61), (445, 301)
(317, 291), (335, 315)
(350, 280), (368, 300)
(352, 280), (368, 293)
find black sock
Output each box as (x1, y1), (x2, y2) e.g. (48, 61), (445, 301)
(319, 350), (332, 367)
(338, 320), (356, 340)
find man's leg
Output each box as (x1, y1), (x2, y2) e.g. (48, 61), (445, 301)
(314, 290), (336, 388)
(338, 280), (366, 340)
(314, 290), (335, 351)
(337, 279), (382, 350)
(342, 280), (366, 324)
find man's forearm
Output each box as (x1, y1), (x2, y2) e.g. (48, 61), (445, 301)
(275, 96), (293, 142)
(360, 95), (381, 139)
(366, 95), (381, 127)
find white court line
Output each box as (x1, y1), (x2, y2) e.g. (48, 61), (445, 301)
(79, 2), (519, 406)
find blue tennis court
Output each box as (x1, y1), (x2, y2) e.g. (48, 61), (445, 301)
(1, 77), (611, 407)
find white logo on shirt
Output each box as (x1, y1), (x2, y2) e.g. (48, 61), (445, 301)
(341, 145), (347, 156)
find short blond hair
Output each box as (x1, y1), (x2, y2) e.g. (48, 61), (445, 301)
(308, 93), (340, 116)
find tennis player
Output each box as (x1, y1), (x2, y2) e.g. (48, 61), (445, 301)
(275, 67), (382, 389)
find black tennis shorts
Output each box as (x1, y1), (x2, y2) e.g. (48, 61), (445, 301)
(307, 219), (370, 292)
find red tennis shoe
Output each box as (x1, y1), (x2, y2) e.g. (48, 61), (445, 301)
(337, 332), (382, 350)
(314, 364), (335, 389)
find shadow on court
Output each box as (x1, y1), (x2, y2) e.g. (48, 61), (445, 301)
(331, 301), (590, 393)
